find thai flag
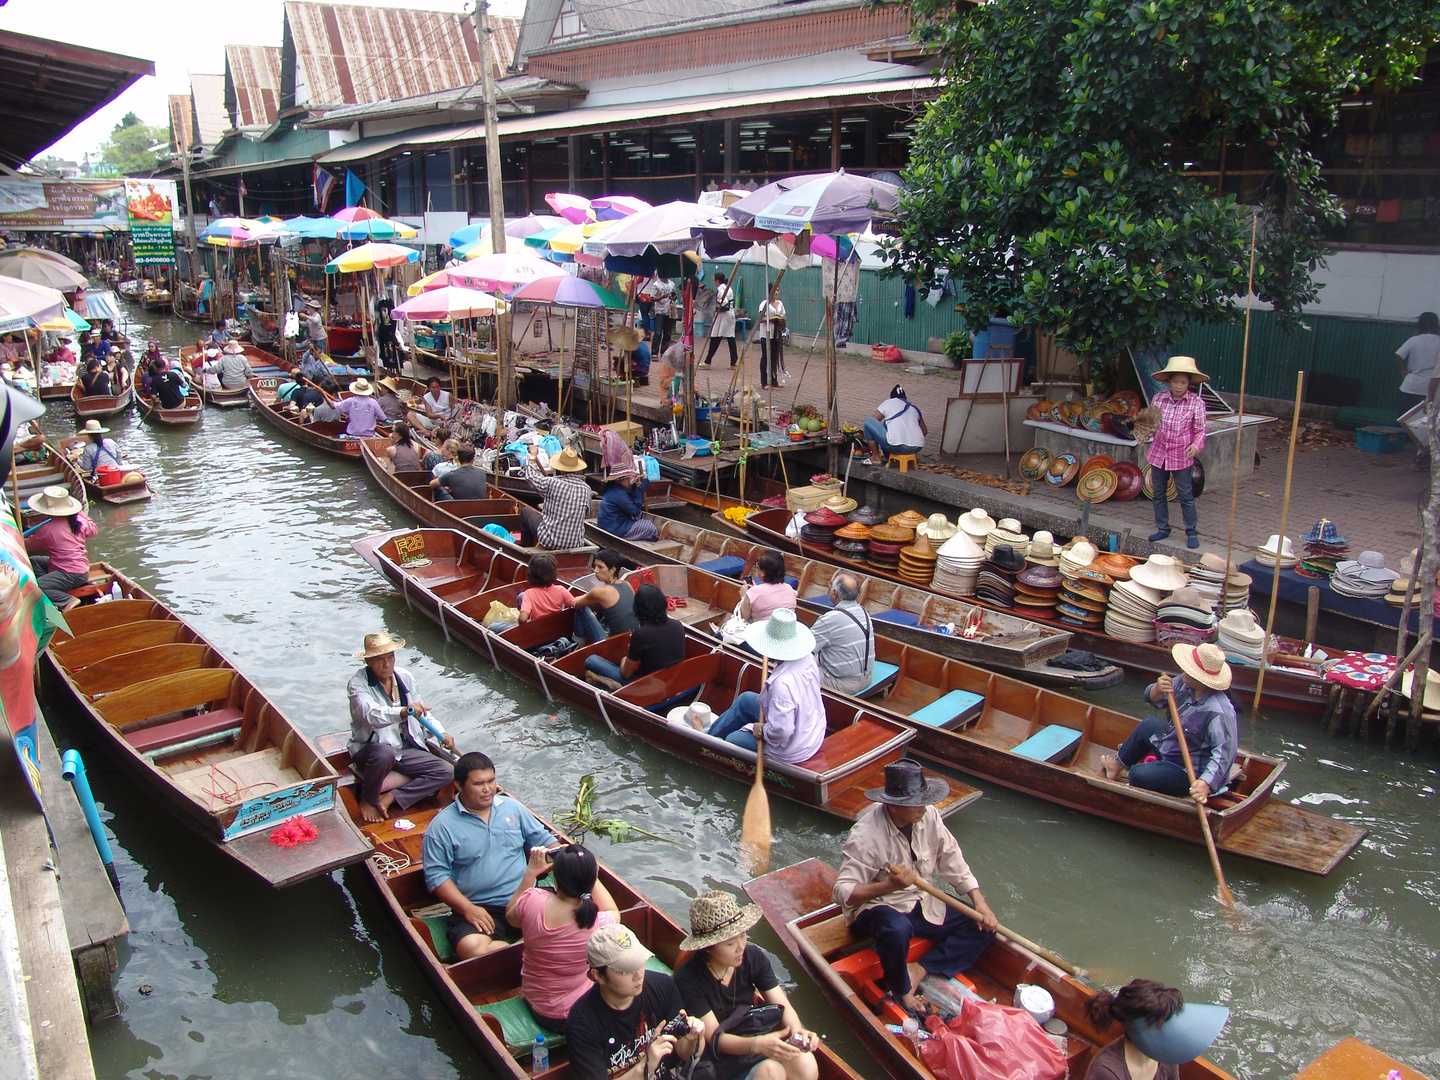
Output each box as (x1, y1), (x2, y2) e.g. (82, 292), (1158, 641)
(313, 166), (337, 212)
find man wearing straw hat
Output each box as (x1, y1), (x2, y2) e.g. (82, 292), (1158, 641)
(833, 759), (997, 1018)
(705, 610), (826, 764)
(1099, 643), (1238, 803)
(335, 378), (388, 438)
(346, 630), (456, 824)
(521, 443), (593, 550)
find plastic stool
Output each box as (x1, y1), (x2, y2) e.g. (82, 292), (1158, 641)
(888, 453), (918, 473)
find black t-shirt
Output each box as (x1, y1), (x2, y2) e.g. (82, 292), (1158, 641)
(439, 466), (490, 499)
(153, 371), (186, 408)
(626, 618), (685, 677)
(674, 945), (779, 1078)
(567, 971), (685, 1080)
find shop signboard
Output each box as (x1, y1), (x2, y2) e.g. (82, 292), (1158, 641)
(0, 178), (126, 230)
(125, 178), (179, 265)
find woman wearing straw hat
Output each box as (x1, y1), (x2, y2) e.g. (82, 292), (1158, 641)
(706, 610), (826, 764)
(63, 419), (124, 478)
(675, 891), (820, 1080)
(346, 630), (456, 823)
(1145, 357), (1208, 548)
(1099, 643), (1238, 803)
(24, 486), (98, 611)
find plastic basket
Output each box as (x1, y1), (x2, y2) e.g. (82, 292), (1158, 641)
(1356, 425), (1406, 453)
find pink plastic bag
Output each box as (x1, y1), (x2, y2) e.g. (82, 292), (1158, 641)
(918, 997), (1068, 1080)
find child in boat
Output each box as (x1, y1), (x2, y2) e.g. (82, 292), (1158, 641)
(517, 554), (573, 625)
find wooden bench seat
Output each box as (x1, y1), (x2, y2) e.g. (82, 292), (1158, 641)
(170, 747), (302, 803)
(51, 620), (190, 670)
(70, 643), (214, 697)
(793, 717), (902, 775)
(124, 707), (244, 755)
(56, 599), (164, 638)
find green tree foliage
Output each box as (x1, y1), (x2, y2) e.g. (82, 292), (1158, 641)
(99, 112), (167, 178)
(889, 0), (1438, 364)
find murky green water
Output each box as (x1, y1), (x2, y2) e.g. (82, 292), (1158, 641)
(37, 303), (1440, 1080)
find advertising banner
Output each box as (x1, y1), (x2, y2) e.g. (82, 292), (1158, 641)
(125, 178), (178, 265)
(0, 179), (126, 230)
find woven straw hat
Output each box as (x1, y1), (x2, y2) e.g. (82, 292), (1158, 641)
(349, 378), (375, 396)
(890, 509), (926, 529)
(353, 630), (405, 659)
(28, 485), (82, 517)
(960, 508), (996, 538)
(679, 890), (764, 951)
(606, 325), (646, 351)
(1154, 355), (1210, 385)
(1130, 554), (1189, 593)
(1173, 642), (1232, 691)
(79, 419), (110, 434)
(917, 513), (957, 541)
(551, 447), (588, 473)
(744, 608), (815, 662)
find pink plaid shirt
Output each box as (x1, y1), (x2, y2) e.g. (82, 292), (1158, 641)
(1146, 390), (1207, 471)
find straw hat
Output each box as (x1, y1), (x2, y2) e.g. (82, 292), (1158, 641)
(1095, 553), (1136, 580)
(744, 608), (816, 662)
(27, 485), (82, 517)
(78, 419), (110, 434)
(1161, 587), (1214, 615)
(1027, 540), (1060, 567)
(1173, 642), (1232, 691)
(822, 494), (858, 515)
(889, 509), (926, 529)
(377, 376), (401, 393)
(679, 891), (764, 951)
(1077, 468), (1119, 504)
(917, 513), (957, 541)
(1400, 668), (1440, 712)
(548, 447), (588, 473)
(834, 522), (872, 541)
(1061, 541), (1097, 569)
(222, 341), (246, 355)
(938, 531), (984, 559)
(353, 630), (405, 659)
(864, 758), (950, 807)
(606, 325), (646, 351)
(1218, 609), (1265, 644)
(349, 378), (375, 396)
(1154, 355), (1210, 385)
(847, 505), (886, 525)
(960, 508), (996, 538)
(1130, 554), (1189, 593)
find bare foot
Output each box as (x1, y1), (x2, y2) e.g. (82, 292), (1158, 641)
(690, 717), (708, 731)
(899, 991), (930, 1017)
(377, 791), (397, 817)
(360, 801), (385, 823)
(907, 961), (929, 992)
(1098, 754), (1122, 781)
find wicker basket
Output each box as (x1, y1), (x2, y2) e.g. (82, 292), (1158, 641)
(785, 485), (835, 512)
(1153, 619), (1219, 647)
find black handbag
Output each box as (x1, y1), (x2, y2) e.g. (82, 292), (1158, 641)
(725, 1004), (785, 1038)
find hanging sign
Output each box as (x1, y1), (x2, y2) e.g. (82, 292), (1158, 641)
(125, 178), (179, 265)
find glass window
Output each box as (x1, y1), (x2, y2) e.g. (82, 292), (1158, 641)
(529, 137), (569, 183)
(424, 150), (459, 213)
(395, 152), (421, 216)
(554, 1), (582, 39)
(699, 122), (725, 180)
(574, 134), (604, 180)
(736, 113), (833, 184)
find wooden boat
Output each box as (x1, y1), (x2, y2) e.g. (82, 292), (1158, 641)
(13, 442), (88, 518)
(567, 554), (1364, 874)
(70, 380), (133, 420)
(47, 437), (151, 505)
(742, 507), (1335, 711)
(39, 565), (373, 887)
(1292, 1038), (1432, 1080)
(358, 438), (597, 572)
(356, 526), (979, 821)
(247, 376), (385, 459)
(37, 379), (73, 402)
(137, 393), (203, 426)
(138, 284), (172, 311)
(315, 745), (874, 1080)
(745, 860), (1239, 1080)
(587, 515), (1126, 692)
(179, 342), (286, 408)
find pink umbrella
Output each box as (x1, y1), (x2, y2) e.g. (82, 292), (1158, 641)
(591, 195), (651, 221)
(450, 251), (568, 292)
(394, 286), (503, 321)
(506, 213), (566, 238)
(332, 206), (381, 223)
(544, 192), (592, 224)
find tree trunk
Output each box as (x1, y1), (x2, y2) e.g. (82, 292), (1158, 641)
(1408, 393), (1439, 751)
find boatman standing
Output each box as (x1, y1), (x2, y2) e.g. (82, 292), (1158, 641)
(833, 760), (996, 1017)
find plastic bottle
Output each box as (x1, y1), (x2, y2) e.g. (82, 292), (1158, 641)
(901, 1016), (920, 1055)
(532, 1035), (549, 1074)
(110, 582), (123, 601)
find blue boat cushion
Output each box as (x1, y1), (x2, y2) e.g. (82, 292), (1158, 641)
(784, 575), (798, 589)
(696, 555), (746, 578)
(1010, 724), (1084, 763)
(858, 662), (900, 699)
(808, 595), (835, 609)
(874, 609), (920, 627)
(909, 689), (986, 730)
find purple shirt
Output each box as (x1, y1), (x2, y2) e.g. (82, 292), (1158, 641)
(335, 395), (388, 437)
(756, 653), (827, 764)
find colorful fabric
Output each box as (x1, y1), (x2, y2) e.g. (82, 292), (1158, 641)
(1146, 390), (1207, 471)
(1324, 651), (1397, 691)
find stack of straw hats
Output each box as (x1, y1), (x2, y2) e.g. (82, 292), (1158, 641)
(959, 508), (996, 544)
(899, 533), (939, 585)
(1217, 609), (1267, 663)
(1130, 553), (1190, 595)
(847, 505), (887, 526)
(1188, 553), (1251, 613)
(1027, 530), (1061, 568)
(1105, 578), (1165, 642)
(977, 544), (1026, 608)
(932, 530), (986, 596)
(1154, 586), (1218, 645)
(801, 506), (847, 549)
(890, 509), (926, 532)
(1094, 552), (1138, 582)
(1014, 564), (1063, 618)
(1058, 573), (1109, 628)
(1254, 534), (1298, 569)
(1329, 551), (1398, 599)
(917, 514), (958, 543)
(985, 517), (1030, 560)
(832, 521), (871, 562)
(867, 522), (912, 571)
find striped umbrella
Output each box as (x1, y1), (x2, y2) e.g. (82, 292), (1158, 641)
(324, 243), (420, 274)
(508, 276), (627, 309)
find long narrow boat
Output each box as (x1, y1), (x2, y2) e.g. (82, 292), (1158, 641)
(359, 439), (597, 572)
(587, 515), (1125, 692)
(315, 746), (875, 1080)
(39, 565), (373, 887)
(37, 379), (73, 402)
(574, 556), (1364, 874)
(1292, 1038), (1432, 1080)
(741, 507), (1334, 711)
(247, 375), (383, 459)
(180, 342), (286, 407)
(745, 860), (1238, 1080)
(356, 527), (979, 821)
(47, 437), (151, 506)
(70, 380), (133, 420)
(137, 393), (203, 426)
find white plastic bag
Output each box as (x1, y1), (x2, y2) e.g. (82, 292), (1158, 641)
(283, 311), (299, 339)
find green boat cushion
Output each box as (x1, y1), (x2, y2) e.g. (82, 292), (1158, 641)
(420, 915), (455, 963)
(858, 662), (900, 698)
(1010, 724), (1083, 763)
(909, 689), (985, 729)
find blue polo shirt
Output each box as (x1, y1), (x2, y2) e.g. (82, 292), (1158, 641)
(421, 794), (552, 906)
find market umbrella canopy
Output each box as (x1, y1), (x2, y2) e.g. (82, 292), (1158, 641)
(337, 217), (419, 241)
(0, 277), (66, 324)
(407, 266), (464, 295)
(394, 286), (505, 321)
(726, 170), (900, 235)
(448, 214), (565, 248)
(332, 206), (382, 222)
(509, 275), (628, 309)
(0, 252), (87, 290)
(581, 200), (719, 257)
(0, 246), (82, 270)
(34, 306), (90, 332)
(276, 216), (346, 240)
(591, 195), (651, 220)
(449, 250), (568, 291)
(544, 192), (593, 224)
(324, 243), (420, 274)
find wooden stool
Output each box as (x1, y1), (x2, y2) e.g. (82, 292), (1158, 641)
(888, 453), (918, 473)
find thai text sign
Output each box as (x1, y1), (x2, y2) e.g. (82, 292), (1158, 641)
(0, 179), (125, 228)
(125, 178), (178, 265)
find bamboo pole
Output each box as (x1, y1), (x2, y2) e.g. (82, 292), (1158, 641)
(1251, 370), (1304, 719)
(1222, 213), (1260, 579)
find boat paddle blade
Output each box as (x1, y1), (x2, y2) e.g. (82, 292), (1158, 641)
(739, 660), (772, 874)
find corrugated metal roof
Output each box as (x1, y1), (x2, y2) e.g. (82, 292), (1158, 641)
(304, 73), (578, 128)
(189, 73), (228, 148)
(282, 1), (520, 110)
(576, 0), (777, 36)
(225, 45), (284, 129)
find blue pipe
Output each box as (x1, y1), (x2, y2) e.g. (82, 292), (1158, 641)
(60, 750), (121, 897)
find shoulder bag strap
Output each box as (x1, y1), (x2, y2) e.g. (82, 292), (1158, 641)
(833, 605), (872, 665)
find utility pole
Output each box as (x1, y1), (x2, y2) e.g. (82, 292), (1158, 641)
(475, 0), (512, 411)
(179, 144), (197, 253)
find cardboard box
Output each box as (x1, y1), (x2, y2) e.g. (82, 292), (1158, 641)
(600, 420), (643, 447)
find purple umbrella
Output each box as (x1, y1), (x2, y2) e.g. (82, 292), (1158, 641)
(725, 170), (899, 236)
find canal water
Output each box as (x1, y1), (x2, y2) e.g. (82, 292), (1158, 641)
(37, 303), (1440, 1080)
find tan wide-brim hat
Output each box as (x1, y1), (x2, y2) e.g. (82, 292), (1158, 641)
(917, 513), (958, 541)
(353, 630), (405, 659)
(606, 325), (646, 351)
(551, 446), (588, 473)
(1131, 553), (1189, 593)
(960, 508), (996, 538)
(679, 890), (765, 951)
(79, 419), (110, 434)
(822, 494), (859, 515)
(377, 377), (400, 393)
(222, 342), (246, 355)
(1173, 642), (1232, 691)
(28, 485), (83, 517)
(1154, 355), (1210, 385)
(349, 378), (375, 396)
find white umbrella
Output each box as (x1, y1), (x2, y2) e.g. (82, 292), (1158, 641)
(0, 277), (66, 325)
(0, 253), (87, 290)
(0, 246), (82, 270)
(393, 286), (506, 321)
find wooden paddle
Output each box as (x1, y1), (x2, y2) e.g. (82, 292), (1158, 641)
(888, 865), (1086, 979)
(740, 657), (771, 872)
(1165, 691), (1236, 906)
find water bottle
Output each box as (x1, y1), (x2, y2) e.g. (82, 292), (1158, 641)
(901, 1016), (919, 1055)
(110, 582), (122, 601)
(532, 1034), (549, 1074)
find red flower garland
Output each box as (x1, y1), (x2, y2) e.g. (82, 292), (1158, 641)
(269, 814), (319, 847)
